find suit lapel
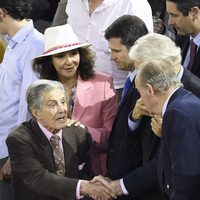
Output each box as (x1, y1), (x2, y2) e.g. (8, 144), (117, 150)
(118, 79), (135, 110)
(72, 77), (92, 119)
(28, 119), (56, 173)
(62, 128), (78, 176)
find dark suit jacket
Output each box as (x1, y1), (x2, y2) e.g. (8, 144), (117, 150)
(123, 88), (200, 200)
(176, 35), (200, 78)
(6, 119), (92, 200)
(107, 80), (142, 179)
(181, 67), (200, 98)
(107, 81), (163, 200)
(108, 69), (200, 200)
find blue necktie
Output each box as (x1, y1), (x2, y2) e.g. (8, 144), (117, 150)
(121, 76), (132, 100)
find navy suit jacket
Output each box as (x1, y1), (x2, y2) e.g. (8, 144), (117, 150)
(176, 35), (200, 78)
(107, 80), (163, 200)
(123, 88), (200, 200)
(108, 69), (200, 200)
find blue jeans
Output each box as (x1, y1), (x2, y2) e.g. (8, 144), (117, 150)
(0, 157), (12, 200)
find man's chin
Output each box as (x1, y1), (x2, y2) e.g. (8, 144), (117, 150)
(176, 30), (188, 36)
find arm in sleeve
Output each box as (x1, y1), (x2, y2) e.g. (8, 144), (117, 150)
(6, 133), (78, 199)
(164, 109), (200, 199)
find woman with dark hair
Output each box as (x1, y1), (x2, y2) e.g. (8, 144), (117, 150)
(33, 24), (117, 175)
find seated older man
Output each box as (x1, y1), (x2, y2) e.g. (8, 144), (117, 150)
(6, 80), (115, 200)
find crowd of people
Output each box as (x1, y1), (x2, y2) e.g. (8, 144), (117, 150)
(0, 0), (200, 200)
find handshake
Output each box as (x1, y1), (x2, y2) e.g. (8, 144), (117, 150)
(80, 175), (123, 200)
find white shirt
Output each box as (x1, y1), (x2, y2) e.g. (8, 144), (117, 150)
(66, 0), (153, 89)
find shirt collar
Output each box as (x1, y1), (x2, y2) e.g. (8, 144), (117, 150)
(177, 65), (184, 81)
(83, 0), (116, 8)
(7, 20), (34, 48)
(190, 33), (200, 47)
(37, 121), (63, 142)
(162, 87), (180, 116)
(128, 70), (137, 82)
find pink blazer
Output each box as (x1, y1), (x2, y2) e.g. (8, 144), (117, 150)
(72, 71), (117, 175)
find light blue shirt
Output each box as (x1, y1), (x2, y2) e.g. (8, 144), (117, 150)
(0, 20), (44, 159)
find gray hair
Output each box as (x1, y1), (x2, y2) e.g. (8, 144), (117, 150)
(137, 59), (182, 94)
(129, 33), (182, 66)
(26, 79), (66, 115)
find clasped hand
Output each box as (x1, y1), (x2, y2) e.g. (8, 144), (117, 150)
(88, 175), (122, 200)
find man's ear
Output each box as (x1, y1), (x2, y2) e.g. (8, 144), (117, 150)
(0, 8), (7, 18)
(146, 83), (155, 97)
(190, 6), (200, 20)
(31, 109), (42, 120)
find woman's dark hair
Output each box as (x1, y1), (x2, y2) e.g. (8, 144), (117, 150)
(33, 47), (95, 81)
(0, 0), (33, 20)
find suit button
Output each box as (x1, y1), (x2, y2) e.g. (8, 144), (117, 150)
(166, 184), (169, 189)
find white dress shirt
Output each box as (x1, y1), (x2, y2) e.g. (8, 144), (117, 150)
(66, 0), (153, 89)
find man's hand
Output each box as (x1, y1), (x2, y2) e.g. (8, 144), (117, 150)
(80, 179), (116, 200)
(0, 157), (11, 180)
(153, 18), (164, 33)
(66, 118), (85, 128)
(151, 115), (163, 137)
(91, 175), (123, 198)
(132, 99), (150, 120)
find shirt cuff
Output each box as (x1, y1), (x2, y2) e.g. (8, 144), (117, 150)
(128, 112), (141, 131)
(76, 180), (84, 199)
(120, 178), (129, 195)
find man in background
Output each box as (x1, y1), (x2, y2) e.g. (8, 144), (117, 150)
(66, 0), (153, 101)
(166, 0), (200, 77)
(0, 0), (44, 199)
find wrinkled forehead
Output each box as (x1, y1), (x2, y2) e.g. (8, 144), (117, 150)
(43, 88), (65, 101)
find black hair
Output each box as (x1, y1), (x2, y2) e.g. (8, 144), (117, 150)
(0, 0), (33, 20)
(105, 15), (149, 49)
(166, 0), (200, 16)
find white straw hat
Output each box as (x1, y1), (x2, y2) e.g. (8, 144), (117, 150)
(35, 24), (91, 58)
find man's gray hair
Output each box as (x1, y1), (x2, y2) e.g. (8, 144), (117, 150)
(137, 59), (182, 93)
(26, 79), (66, 114)
(129, 33), (182, 66)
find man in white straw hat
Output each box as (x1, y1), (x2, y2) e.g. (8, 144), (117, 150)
(33, 24), (118, 176)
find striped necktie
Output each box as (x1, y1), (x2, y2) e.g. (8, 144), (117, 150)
(50, 135), (65, 176)
(187, 39), (197, 70)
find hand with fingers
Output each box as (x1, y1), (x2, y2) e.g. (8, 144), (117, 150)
(91, 175), (123, 198)
(0, 157), (11, 181)
(132, 98), (151, 121)
(80, 179), (117, 200)
(66, 118), (85, 129)
(151, 115), (163, 137)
